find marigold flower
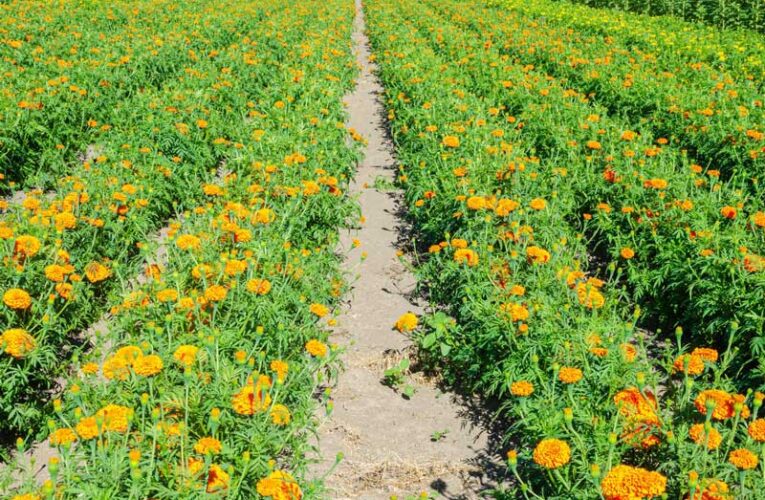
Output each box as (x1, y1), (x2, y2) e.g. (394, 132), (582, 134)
(246, 278), (272, 295)
(526, 246), (550, 264)
(529, 198), (546, 210)
(270, 404), (291, 425)
(558, 367), (583, 384)
(84, 262), (111, 283)
(689, 423), (722, 449)
(720, 206), (737, 219)
(14, 235), (41, 259)
(688, 478), (730, 500)
(466, 196), (486, 210)
(4, 288), (32, 310)
(729, 448), (758, 470)
(271, 360), (289, 382)
(748, 419), (765, 442)
(133, 354), (163, 376)
(176, 234), (201, 250)
(232, 376), (272, 416)
(2, 328), (36, 358)
(510, 381), (533, 396)
(694, 390), (750, 420)
(194, 437), (222, 455)
(206, 464), (230, 493)
(394, 312), (418, 332)
(305, 339), (328, 358)
(48, 428), (77, 447)
(442, 135), (460, 148)
(620, 247), (635, 259)
(453, 248), (479, 266)
(532, 438), (570, 469)
(673, 354), (705, 376)
(204, 284), (227, 302)
(601, 464), (666, 500)
(173, 345), (199, 366)
(256, 471), (302, 499)
(309, 303), (329, 318)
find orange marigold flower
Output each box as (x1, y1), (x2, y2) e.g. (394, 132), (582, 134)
(204, 285), (227, 302)
(673, 354), (705, 376)
(510, 381), (534, 397)
(84, 262), (111, 283)
(194, 437), (222, 455)
(48, 428), (77, 447)
(14, 235), (41, 259)
(532, 438), (571, 469)
(176, 234), (201, 250)
(3, 288), (32, 310)
(454, 248), (479, 266)
(466, 196), (486, 210)
(271, 360), (289, 383)
(601, 465), (666, 500)
(620, 247), (635, 259)
(558, 367), (583, 384)
(133, 354), (163, 377)
(729, 448), (758, 470)
(232, 376), (272, 416)
(257, 471), (302, 499)
(395, 312), (418, 332)
(688, 478), (731, 500)
(748, 419), (765, 442)
(526, 246), (550, 264)
(442, 135), (460, 148)
(694, 390), (750, 420)
(173, 345), (199, 366)
(246, 278), (272, 295)
(689, 423), (722, 449)
(720, 206), (737, 220)
(309, 303), (329, 318)
(305, 339), (328, 358)
(270, 404), (291, 425)
(529, 198), (546, 210)
(2, 328), (36, 358)
(206, 464), (230, 493)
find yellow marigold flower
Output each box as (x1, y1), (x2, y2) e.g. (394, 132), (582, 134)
(673, 353), (705, 376)
(529, 198), (546, 210)
(96, 404), (132, 433)
(601, 465), (666, 500)
(253, 208), (275, 224)
(224, 259), (247, 276)
(204, 285), (228, 302)
(495, 198), (519, 216)
(232, 376), (272, 416)
(44, 264), (69, 282)
(48, 428), (77, 447)
(532, 438), (570, 469)
(194, 437), (222, 455)
(84, 262), (111, 283)
(442, 135), (460, 148)
(246, 278), (272, 295)
(256, 471), (302, 499)
(206, 464), (230, 493)
(176, 234), (201, 250)
(271, 359), (288, 382)
(453, 248), (479, 266)
(133, 354), (163, 377)
(689, 423), (722, 449)
(748, 419), (765, 442)
(173, 345), (199, 367)
(644, 178), (668, 189)
(305, 339), (328, 358)
(81, 362), (99, 375)
(689, 478), (730, 500)
(729, 448), (758, 470)
(500, 302), (528, 322)
(558, 367), (583, 384)
(510, 381), (533, 397)
(586, 140), (602, 150)
(576, 282), (605, 309)
(4, 288), (32, 310)
(76, 416), (100, 440)
(394, 312), (418, 332)
(2, 328), (36, 358)
(309, 303), (329, 318)
(14, 235), (41, 258)
(11, 494), (40, 500)
(720, 205), (737, 220)
(270, 404), (291, 425)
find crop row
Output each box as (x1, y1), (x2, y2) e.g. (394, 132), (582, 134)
(367, 0), (765, 497)
(2, 1), (359, 498)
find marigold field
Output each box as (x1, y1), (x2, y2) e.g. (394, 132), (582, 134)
(1, 0), (764, 498)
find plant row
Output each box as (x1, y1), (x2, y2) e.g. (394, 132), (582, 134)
(367, 0), (765, 497)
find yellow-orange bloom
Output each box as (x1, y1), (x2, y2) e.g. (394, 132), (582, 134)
(206, 464), (230, 493)
(232, 376), (272, 416)
(395, 312), (418, 332)
(729, 448), (758, 470)
(257, 471), (302, 499)
(532, 439), (570, 469)
(48, 428), (77, 447)
(558, 367), (583, 384)
(84, 262), (111, 283)
(694, 390), (750, 420)
(3, 288), (32, 310)
(453, 248), (479, 266)
(194, 437), (222, 455)
(1, 328), (36, 358)
(689, 423), (722, 449)
(133, 354), (163, 376)
(748, 419), (765, 442)
(173, 345), (199, 366)
(305, 339), (328, 358)
(442, 135), (460, 148)
(246, 278), (272, 295)
(270, 404), (291, 425)
(510, 381), (534, 397)
(601, 465), (666, 500)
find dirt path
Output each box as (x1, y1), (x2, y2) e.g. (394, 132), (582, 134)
(312, 1), (497, 498)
